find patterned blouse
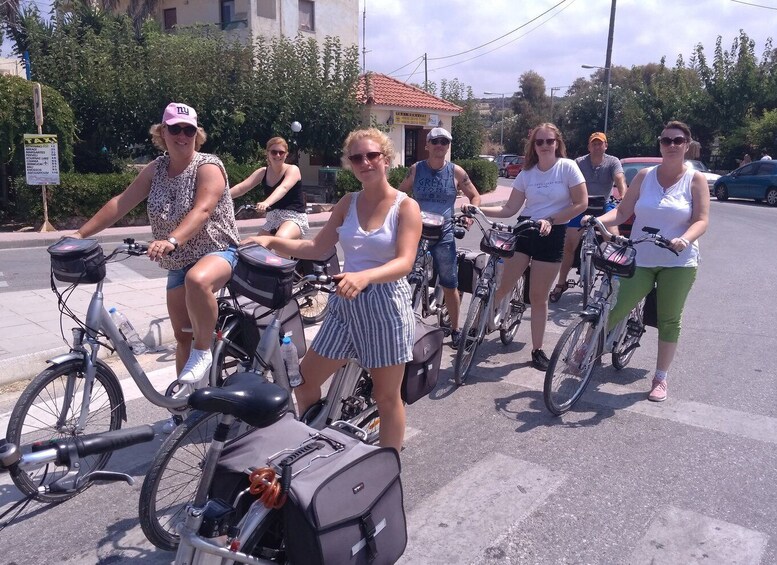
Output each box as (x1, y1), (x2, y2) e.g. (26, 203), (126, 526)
(147, 152), (239, 270)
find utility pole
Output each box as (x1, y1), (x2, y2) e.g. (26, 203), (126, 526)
(361, 1), (367, 72)
(603, 0), (617, 134)
(424, 53), (428, 91)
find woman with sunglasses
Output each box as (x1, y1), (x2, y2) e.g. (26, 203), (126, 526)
(242, 128), (422, 452)
(73, 103), (240, 430)
(588, 120), (709, 402)
(230, 136), (309, 239)
(469, 123), (587, 370)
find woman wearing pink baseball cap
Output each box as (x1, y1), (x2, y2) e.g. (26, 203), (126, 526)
(74, 102), (240, 431)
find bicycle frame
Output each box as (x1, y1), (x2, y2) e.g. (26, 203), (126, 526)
(409, 237), (444, 318)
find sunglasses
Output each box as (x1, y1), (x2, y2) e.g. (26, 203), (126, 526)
(429, 138), (450, 146)
(534, 138), (557, 146)
(269, 149), (287, 157)
(659, 136), (687, 146)
(167, 124), (197, 137)
(347, 151), (384, 164)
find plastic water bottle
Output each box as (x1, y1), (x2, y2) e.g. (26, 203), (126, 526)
(495, 258), (505, 287)
(109, 307), (148, 354)
(280, 335), (303, 387)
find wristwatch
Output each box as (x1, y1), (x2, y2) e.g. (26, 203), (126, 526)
(167, 237), (179, 250)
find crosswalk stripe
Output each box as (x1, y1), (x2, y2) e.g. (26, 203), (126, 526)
(628, 506), (767, 564)
(397, 453), (565, 564)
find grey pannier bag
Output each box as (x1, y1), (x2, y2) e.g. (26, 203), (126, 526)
(214, 414), (407, 564)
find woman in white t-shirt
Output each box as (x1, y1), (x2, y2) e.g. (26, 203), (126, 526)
(475, 123), (587, 370)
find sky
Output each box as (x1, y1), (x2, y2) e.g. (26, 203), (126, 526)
(358, 0), (777, 98)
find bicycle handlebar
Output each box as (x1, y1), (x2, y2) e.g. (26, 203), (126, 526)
(582, 217), (679, 256)
(458, 206), (541, 235)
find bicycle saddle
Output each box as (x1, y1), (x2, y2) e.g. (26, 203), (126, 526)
(189, 372), (289, 429)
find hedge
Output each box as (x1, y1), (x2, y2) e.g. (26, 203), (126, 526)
(334, 159), (498, 199)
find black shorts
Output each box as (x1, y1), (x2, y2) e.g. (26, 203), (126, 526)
(515, 223), (566, 263)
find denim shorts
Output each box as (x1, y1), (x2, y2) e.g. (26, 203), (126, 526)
(166, 245), (239, 290)
(428, 238), (458, 289)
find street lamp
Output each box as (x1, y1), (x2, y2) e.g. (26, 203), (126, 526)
(484, 91), (506, 148)
(549, 86), (571, 122)
(582, 64), (612, 136)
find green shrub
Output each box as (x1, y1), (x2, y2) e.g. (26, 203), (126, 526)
(333, 166), (410, 200)
(388, 167), (409, 188)
(454, 159), (497, 194)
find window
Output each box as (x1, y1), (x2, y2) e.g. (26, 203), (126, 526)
(221, 0), (235, 26)
(257, 0), (276, 19)
(299, 0), (315, 32)
(163, 8), (177, 31)
(758, 162), (776, 175)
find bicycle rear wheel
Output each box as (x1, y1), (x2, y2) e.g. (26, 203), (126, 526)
(499, 276), (526, 345)
(138, 410), (251, 551)
(454, 295), (486, 386)
(543, 317), (600, 415)
(5, 359), (123, 502)
(612, 298), (646, 370)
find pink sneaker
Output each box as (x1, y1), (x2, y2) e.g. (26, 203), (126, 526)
(648, 378), (667, 402)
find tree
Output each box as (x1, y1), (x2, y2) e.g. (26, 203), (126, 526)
(439, 78), (482, 160)
(504, 71), (547, 154)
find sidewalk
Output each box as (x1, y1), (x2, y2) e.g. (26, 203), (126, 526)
(0, 183), (512, 386)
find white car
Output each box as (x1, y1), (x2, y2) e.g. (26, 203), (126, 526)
(685, 160), (720, 194)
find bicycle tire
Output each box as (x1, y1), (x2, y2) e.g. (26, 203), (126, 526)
(138, 410), (251, 551)
(453, 295), (486, 386)
(543, 317), (600, 415)
(5, 359), (123, 503)
(210, 317), (254, 386)
(296, 291), (329, 325)
(581, 250), (596, 309)
(499, 276), (527, 345)
(612, 299), (646, 370)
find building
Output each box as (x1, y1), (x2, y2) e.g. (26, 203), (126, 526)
(108, 0), (358, 47)
(0, 57), (25, 78)
(355, 73), (462, 167)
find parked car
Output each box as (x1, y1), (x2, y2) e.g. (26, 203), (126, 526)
(477, 154), (495, 162)
(713, 160), (777, 206)
(495, 153), (518, 177)
(505, 156), (525, 178)
(685, 160), (721, 194)
(620, 157), (720, 194)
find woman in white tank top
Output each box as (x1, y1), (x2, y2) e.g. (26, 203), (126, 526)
(243, 128), (422, 452)
(591, 120), (709, 403)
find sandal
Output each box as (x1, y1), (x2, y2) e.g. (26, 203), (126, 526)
(549, 280), (574, 303)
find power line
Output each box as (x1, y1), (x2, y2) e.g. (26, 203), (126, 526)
(385, 54), (425, 77)
(730, 0), (777, 9)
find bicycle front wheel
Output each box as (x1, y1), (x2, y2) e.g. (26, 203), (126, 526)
(297, 291), (329, 325)
(612, 298), (646, 370)
(211, 317), (254, 386)
(453, 295), (486, 386)
(499, 276), (527, 345)
(544, 317), (600, 415)
(581, 251), (597, 309)
(5, 359), (123, 502)
(138, 410), (251, 551)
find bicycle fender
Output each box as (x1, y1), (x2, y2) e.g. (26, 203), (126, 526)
(45, 355), (128, 423)
(578, 310), (599, 323)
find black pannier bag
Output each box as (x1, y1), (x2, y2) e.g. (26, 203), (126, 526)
(299, 247), (341, 277)
(230, 244), (297, 309)
(214, 414), (407, 565)
(47, 237), (106, 284)
(401, 317), (444, 404)
(456, 250), (488, 294)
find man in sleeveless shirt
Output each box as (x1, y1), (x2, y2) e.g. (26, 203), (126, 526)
(550, 131), (628, 302)
(399, 127), (481, 348)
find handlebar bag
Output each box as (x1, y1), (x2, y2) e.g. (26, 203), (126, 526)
(420, 211), (445, 242)
(593, 242), (636, 278)
(215, 414), (407, 565)
(401, 316), (444, 404)
(456, 250), (487, 294)
(229, 244), (297, 309)
(299, 247), (341, 277)
(47, 237), (106, 284)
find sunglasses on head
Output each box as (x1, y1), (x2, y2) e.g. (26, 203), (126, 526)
(269, 149), (287, 157)
(167, 124), (197, 137)
(534, 138), (557, 146)
(347, 151), (384, 164)
(659, 136), (687, 147)
(429, 138), (450, 146)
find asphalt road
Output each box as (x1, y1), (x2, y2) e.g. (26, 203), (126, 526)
(1, 197), (775, 564)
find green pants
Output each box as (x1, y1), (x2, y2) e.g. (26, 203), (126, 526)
(607, 266), (697, 343)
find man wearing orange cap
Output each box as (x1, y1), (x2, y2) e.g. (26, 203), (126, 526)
(549, 131), (627, 302)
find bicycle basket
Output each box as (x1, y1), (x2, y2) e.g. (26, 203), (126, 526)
(229, 244), (297, 309)
(480, 228), (519, 258)
(420, 211), (445, 242)
(592, 241), (636, 278)
(47, 237), (106, 284)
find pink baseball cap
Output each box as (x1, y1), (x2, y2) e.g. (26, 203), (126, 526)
(162, 103), (198, 127)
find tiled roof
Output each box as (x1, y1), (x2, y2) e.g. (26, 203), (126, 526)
(357, 73), (462, 114)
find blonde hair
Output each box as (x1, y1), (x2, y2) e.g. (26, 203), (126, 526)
(149, 123), (207, 152)
(523, 122), (567, 170)
(341, 128), (396, 169)
(266, 136), (289, 152)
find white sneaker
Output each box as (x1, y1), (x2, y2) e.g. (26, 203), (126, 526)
(178, 349), (212, 385)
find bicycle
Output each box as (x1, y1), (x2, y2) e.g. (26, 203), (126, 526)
(139, 260), (379, 551)
(453, 207), (539, 386)
(5, 238), (190, 503)
(235, 203), (339, 325)
(543, 218), (678, 416)
(0, 425), (154, 525)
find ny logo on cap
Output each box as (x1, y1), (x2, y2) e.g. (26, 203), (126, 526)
(176, 106), (190, 115)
